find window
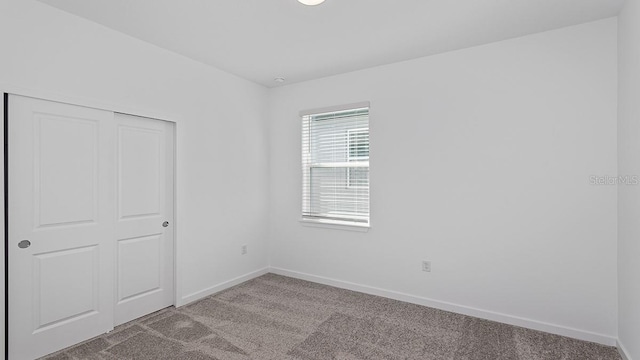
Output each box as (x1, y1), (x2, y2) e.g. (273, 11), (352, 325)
(301, 103), (370, 227)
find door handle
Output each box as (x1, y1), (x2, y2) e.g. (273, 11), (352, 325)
(18, 240), (31, 249)
(162, 221), (169, 228)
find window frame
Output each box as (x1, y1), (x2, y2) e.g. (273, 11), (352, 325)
(300, 102), (371, 230)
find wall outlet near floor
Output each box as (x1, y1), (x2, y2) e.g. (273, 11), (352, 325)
(422, 261), (431, 272)
(241, 245), (248, 255)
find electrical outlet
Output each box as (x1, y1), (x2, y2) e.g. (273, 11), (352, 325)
(241, 245), (248, 255)
(422, 261), (431, 272)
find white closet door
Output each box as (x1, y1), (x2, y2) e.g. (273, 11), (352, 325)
(114, 113), (174, 326)
(8, 95), (116, 360)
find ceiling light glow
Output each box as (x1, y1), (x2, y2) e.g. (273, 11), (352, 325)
(298, 0), (325, 5)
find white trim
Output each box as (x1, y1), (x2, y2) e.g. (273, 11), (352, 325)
(178, 267), (270, 306)
(300, 101), (370, 117)
(618, 340), (632, 360)
(300, 219), (370, 232)
(172, 122), (180, 311)
(268, 267), (617, 346)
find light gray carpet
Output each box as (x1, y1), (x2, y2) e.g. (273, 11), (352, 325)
(42, 273), (621, 360)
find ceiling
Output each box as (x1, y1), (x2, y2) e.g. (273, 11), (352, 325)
(39, 0), (624, 87)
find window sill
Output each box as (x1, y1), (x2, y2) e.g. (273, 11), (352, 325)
(299, 218), (370, 232)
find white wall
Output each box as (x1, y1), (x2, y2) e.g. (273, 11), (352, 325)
(269, 19), (619, 344)
(0, 0), (270, 348)
(617, 0), (640, 358)
(0, 0), (624, 355)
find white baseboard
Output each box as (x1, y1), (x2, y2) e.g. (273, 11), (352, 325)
(174, 266), (619, 348)
(618, 340), (632, 360)
(269, 267), (617, 347)
(178, 267), (269, 306)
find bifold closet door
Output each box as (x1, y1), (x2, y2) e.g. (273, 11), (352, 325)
(8, 95), (116, 360)
(114, 113), (174, 326)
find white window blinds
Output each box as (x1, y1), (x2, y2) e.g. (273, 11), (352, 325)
(302, 104), (370, 226)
